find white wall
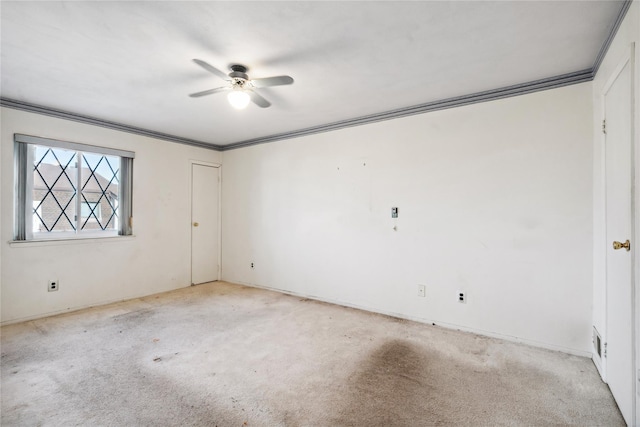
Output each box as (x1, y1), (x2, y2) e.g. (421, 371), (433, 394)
(221, 83), (594, 355)
(0, 108), (221, 323)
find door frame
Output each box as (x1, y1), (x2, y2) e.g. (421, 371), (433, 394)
(633, 41), (640, 427)
(597, 43), (637, 425)
(189, 159), (222, 284)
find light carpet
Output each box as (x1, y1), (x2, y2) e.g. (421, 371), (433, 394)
(1, 281), (625, 426)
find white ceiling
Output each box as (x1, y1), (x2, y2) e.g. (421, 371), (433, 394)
(0, 1), (625, 148)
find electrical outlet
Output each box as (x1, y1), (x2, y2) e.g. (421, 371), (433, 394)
(417, 285), (426, 298)
(250, 262), (254, 269)
(48, 280), (59, 292)
(457, 291), (466, 304)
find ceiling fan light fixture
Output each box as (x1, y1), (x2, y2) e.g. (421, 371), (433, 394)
(227, 89), (250, 110)
(190, 59), (292, 109)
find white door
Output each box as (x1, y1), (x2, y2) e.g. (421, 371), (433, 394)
(604, 55), (634, 426)
(191, 163), (220, 285)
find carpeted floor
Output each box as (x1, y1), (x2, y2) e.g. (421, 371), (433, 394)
(1, 281), (625, 426)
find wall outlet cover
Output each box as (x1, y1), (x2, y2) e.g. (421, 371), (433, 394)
(418, 284), (426, 297)
(457, 291), (466, 303)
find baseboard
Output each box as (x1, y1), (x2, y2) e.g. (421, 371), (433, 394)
(0, 283), (193, 326)
(229, 279), (592, 358)
(1, 279), (594, 359)
(591, 353), (606, 383)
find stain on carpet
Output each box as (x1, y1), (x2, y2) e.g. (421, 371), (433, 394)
(112, 308), (155, 324)
(330, 339), (622, 426)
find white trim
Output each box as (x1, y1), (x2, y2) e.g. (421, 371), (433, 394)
(599, 43), (637, 425)
(217, 166), (222, 281)
(30, 229), (118, 241)
(631, 39), (640, 427)
(596, 80), (608, 382)
(24, 145), (35, 240)
(232, 280), (592, 357)
(9, 235), (135, 248)
(189, 159), (221, 168)
(599, 47), (632, 384)
(602, 56), (631, 95)
(15, 133), (135, 158)
(190, 162), (193, 285)
(0, 279), (184, 326)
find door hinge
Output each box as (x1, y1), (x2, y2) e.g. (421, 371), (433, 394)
(602, 119), (606, 134)
(603, 342), (607, 358)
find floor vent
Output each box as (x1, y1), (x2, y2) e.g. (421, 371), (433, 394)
(593, 327), (602, 359)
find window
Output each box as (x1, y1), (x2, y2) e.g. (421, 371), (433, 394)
(14, 134), (134, 240)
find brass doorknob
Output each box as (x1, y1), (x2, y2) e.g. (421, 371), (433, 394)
(193, 222), (199, 227)
(612, 240), (631, 251)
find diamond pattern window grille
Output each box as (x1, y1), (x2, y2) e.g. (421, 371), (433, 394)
(32, 147), (77, 232)
(31, 145), (120, 234)
(80, 153), (119, 231)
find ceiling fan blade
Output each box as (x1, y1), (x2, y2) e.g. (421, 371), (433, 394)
(251, 75), (294, 88)
(192, 59), (229, 81)
(189, 86), (228, 98)
(248, 90), (271, 108)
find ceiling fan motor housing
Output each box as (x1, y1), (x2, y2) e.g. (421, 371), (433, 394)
(229, 64), (249, 81)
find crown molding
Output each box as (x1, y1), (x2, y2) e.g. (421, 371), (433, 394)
(221, 69), (593, 151)
(0, 68), (594, 153)
(0, 98), (223, 151)
(592, 0), (633, 77)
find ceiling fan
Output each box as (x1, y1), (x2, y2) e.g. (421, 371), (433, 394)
(189, 59), (294, 110)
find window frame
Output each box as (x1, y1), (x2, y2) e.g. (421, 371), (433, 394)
(14, 134), (135, 241)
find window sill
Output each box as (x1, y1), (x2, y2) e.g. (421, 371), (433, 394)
(9, 235), (136, 248)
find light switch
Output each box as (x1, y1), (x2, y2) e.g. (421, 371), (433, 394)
(391, 207), (398, 218)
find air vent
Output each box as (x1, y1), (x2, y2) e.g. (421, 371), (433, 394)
(593, 327), (602, 358)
